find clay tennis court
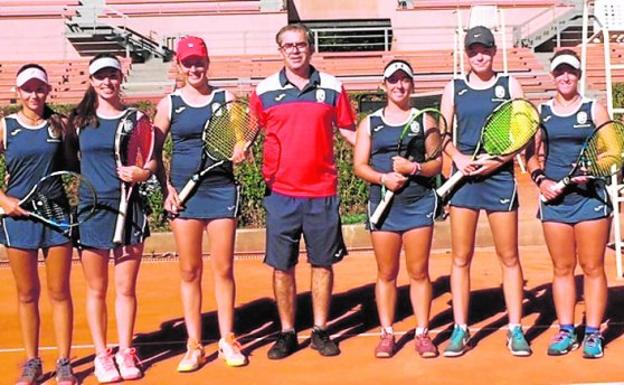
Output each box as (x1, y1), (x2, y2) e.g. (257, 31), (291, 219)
(3, 173), (624, 385)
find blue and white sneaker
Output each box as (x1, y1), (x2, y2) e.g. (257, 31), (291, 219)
(582, 332), (604, 359)
(547, 329), (579, 356)
(506, 326), (532, 356)
(443, 325), (470, 357)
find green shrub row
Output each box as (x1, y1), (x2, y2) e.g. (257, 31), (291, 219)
(3, 84), (623, 230)
(0, 99), (369, 230)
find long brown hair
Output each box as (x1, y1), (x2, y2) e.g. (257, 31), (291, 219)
(69, 53), (122, 130)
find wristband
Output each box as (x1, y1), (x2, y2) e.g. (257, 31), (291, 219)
(530, 169), (545, 186)
(380, 173), (386, 186)
(410, 162), (421, 176)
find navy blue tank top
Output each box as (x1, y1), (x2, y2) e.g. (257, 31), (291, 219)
(3, 114), (62, 198)
(454, 73), (513, 173)
(169, 89), (233, 189)
(540, 99), (598, 203)
(78, 110), (133, 200)
(368, 108), (433, 202)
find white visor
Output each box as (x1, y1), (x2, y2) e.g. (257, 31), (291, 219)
(550, 54), (581, 72)
(89, 57), (121, 75)
(16, 67), (48, 87)
(383, 62), (414, 79)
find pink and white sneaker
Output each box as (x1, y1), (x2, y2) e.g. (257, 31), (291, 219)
(114, 347), (142, 380)
(93, 349), (121, 384)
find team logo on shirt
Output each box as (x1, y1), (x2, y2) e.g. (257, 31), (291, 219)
(174, 106), (186, 114)
(576, 111), (588, 125)
(372, 124), (384, 132)
(457, 89), (468, 96)
(495, 85), (506, 99)
(316, 89), (326, 103)
(10, 128), (21, 136)
(47, 126), (61, 142)
(122, 118), (134, 134)
(409, 121), (421, 135)
(275, 93), (287, 102)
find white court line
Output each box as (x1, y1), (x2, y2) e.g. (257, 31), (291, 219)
(568, 383), (624, 385)
(2, 322), (615, 354)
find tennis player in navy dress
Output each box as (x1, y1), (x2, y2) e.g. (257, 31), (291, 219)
(439, 26), (531, 357)
(527, 49), (610, 359)
(153, 36), (247, 372)
(1, 64), (77, 385)
(354, 60), (441, 358)
(67, 54), (155, 383)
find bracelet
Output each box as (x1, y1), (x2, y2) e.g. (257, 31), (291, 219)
(380, 173), (386, 186)
(530, 169), (545, 186)
(410, 162), (421, 176)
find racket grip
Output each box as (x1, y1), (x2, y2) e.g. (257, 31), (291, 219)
(177, 179), (197, 205)
(112, 197), (129, 244)
(436, 171), (464, 198)
(553, 179), (568, 191)
(540, 178), (569, 203)
(369, 189), (395, 226)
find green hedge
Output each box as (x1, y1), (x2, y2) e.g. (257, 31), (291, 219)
(9, 83), (622, 230)
(0, 100), (369, 230)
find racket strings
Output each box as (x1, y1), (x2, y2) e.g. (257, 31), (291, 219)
(203, 102), (260, 161)
(483, 101), (539, 155)
(33, 193), (69, 226)
(126, 118), (154, 168)
(582, 122), (624, 177)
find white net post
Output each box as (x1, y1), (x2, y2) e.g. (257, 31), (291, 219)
(594, 0), (624, 278)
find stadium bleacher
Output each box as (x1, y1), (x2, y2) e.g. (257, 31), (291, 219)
(0, 0), (620, 107)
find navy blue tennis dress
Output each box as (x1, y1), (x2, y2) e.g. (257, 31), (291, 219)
(539, 99), (611, 223)
(367, 108), (437, 232)
(77, 110), (149, 249)
(0, 114), (69, 248)
(168, 89), (239, 219)
(449, 74), (518, 211)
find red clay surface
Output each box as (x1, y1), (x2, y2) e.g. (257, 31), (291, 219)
(2, 245), (624, 385)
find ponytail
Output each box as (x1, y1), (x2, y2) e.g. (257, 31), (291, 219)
(69, 86), (98, 130)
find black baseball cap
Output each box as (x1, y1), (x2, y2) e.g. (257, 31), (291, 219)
(464, 26), (496, 48)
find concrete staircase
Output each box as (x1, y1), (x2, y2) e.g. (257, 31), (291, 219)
(122, 59), (174, 100)
(65, 0), (173, 61)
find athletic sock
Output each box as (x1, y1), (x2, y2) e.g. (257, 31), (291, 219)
(560, 324), (575, 333)
(585, 326), (600, 335)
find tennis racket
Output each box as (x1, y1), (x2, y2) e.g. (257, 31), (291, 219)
(112, 110), (154, 244)
(436, 98), (540, 199)
(369, 108), (447, 226)
(176, 100), (261, 204)
(541, 120), (624, 202)
(0, 171), (97, 236)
